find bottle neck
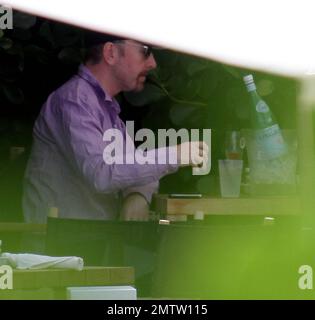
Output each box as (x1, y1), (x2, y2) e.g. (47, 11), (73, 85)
(246, 82), (256, 92)
(247, 86), (261, 106)
(245, 82), (260, 102)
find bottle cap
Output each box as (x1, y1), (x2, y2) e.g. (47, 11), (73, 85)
(243, 74), (254, 84)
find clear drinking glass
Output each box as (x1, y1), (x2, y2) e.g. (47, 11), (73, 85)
(218, 159), (243, 198)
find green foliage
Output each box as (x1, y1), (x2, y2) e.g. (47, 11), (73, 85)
(13, 11), (36, 29)
(58, 47), (82, 65)
(0, 13), (85, 108)
(1, 84), (24, 104)
(0, 37), (12, 49)
(124, 83), (165, 107)
(123, 48), (253, 135)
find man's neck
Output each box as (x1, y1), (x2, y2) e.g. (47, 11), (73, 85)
(85, 63), (120, 98)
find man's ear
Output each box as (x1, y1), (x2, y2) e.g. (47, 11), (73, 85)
(103, 42), (119, 65)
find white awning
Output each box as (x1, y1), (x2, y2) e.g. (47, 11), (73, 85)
(3, 0), (315, 78)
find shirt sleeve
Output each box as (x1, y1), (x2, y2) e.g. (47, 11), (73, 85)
(56, 98), (179, 194)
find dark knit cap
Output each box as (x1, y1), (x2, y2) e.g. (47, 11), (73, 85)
(84, 30), (125, 47)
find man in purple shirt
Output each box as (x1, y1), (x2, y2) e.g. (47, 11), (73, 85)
(23, 32), (208, 223)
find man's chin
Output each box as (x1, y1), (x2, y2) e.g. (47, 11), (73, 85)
(133, 83), (145, 92)
(124, 81), (145, 93)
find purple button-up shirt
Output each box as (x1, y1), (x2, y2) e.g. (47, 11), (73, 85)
(23, 64), (178, 222)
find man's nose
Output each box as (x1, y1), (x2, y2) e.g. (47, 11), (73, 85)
(147, 54), (157, 70)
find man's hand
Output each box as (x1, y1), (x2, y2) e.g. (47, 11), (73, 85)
(177, 141), (209, 167)
(120, 193), (150, 221)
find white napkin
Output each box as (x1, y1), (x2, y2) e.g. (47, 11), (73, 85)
(1, 253), (84, 271)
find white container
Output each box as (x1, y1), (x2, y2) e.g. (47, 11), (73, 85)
(67, 286), (137, 300)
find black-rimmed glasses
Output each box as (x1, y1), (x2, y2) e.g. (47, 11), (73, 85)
(114, 41), (153, 59)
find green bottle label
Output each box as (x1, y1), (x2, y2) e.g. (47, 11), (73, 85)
(255, 124), (287, 159)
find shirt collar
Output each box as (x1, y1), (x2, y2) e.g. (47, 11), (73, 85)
(77, 64), (121, 113)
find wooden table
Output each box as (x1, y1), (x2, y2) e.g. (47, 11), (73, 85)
(155, 194), (301, 220)
(0, 266), (135, 299)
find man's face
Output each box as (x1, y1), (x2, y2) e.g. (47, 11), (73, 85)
(112, 40), (157, 92)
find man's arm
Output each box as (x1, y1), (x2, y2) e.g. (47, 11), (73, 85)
(122, 180), (159, 204)
(120, 193), (150, 221)
(120, 181), (159, 221)
(55, 98), (178, 194)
